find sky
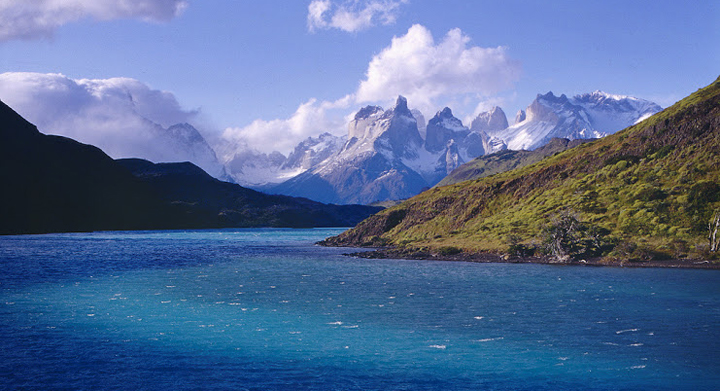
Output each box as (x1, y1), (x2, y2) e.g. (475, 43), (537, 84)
(0, 0), (718, 156)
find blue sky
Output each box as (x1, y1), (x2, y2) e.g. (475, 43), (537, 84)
(0, 0), (718, 154)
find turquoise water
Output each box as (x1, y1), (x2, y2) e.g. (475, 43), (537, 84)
(0, 229), (718, 390)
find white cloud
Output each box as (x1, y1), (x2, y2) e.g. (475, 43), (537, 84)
(307, 0), (407, 33)
(221, 96), (353, 156)
(355, 24), (521, 116)
(0, 72), (222, 167)
(0, 0), (188, 42)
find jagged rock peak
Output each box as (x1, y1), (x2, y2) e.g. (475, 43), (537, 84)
(354, 105), (383, 120)
(470, 106), (509, 133)
(437, 107), (454, 118)
(390, 95), (412, 116)
(537, 91), (569, 103)
(515, 109), (526, 124)
(428, 107), (466, 130)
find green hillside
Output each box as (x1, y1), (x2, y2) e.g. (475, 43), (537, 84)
(437, 138), (592, 187)
(323, 76), (720, 263)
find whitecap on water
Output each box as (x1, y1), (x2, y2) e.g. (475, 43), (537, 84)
(616, 328), (639, 334)
(475, 337), (503, 342)
(428, 345), (446, 349)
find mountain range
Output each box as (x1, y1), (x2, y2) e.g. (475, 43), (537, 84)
(222, 91), (660, 204)
(0, 99), (380, 235)
(322, 76), (720, 264)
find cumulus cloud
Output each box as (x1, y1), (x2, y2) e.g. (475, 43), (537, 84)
(355, 24), (521, 115)
(0, 72), (229, 177)
(307, 0), (407, 33)
(220, 96), (353, 156)
(0, 0), (188, 42)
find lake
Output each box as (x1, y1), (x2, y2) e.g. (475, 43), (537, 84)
(0, 228), (718, 390)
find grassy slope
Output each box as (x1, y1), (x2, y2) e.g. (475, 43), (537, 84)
(325, 76), (720, 261)
(437, 138), (592, 187)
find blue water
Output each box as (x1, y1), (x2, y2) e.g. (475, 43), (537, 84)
(0, 229), (718, 390)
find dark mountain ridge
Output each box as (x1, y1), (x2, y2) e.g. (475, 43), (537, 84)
(0, 100), (380, 234)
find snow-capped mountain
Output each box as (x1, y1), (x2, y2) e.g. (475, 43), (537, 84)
(263, 97), (508, 204)
(219, 132), (345, 187)
(222, 90), (660, 205)
(269, 96), (429, 204)
(468, 106), (509, 154)
(282, 132), (345, 171)
(162, 123), (230, 180)
(488, 91), (662, 150)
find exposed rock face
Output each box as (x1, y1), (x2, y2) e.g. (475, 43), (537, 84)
(348, 106), (384, 139)
(470, 106), (509, 133)
(233, 92), (660, 205)
(282, 132), (344, 171)
(411, 109), (427, 139)
(269, 96), (428, 205)
(425, 107), (469, 153)
(488, 91), (662, 150)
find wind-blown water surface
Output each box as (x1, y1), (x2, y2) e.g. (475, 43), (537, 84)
(0, 229), (718, 390)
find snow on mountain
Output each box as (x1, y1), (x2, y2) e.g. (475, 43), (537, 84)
(282, 132), (345, 171)
(489, 91), (662, 151)
(468, 106), (509, 154)
(163, 123), (230, 180)
(224, 90), (660, 204)
(573, 90), (662, 134)
(411, 109), (427, 139)
(471, 106), (509, 133)
(268, 96), (429, 204)
(265, 98), (515, 204)
(222, 147), (291, 187)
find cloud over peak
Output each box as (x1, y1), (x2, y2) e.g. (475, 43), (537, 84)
(308, 0), (408, 33)
(355, 24), (521, 113)
(0, 72), (209, 165)
(221, 95), (353, 156)
(0, 0), (188, 42)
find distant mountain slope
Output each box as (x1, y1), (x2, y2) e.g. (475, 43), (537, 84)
(117, 159), (382, 228)
(229, 91), (659, 205)
(265, 97), (504, 204)
(0, 100), (381, 234)
(437, 138), (592, 187)
(489, 91), (661, 150)
(0, 99), (173, 234)
(323, 76), (720, 263)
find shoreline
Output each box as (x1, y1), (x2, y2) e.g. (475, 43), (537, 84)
(337, 247), (720, 270)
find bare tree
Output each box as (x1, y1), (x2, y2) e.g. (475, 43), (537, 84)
(710, 211), (720, 252)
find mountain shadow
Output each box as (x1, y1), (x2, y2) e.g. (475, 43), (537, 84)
(0, 100), (380, 234)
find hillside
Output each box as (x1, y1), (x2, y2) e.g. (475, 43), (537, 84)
(0, 100), (381, 234)
(437, 138), (592, 187)
(117, 159), (381, 228)
(322, 76), (720, 264)
(0, 100), (174, 234)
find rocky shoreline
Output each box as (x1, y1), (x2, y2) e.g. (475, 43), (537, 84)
(334, 246), (720, 270)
